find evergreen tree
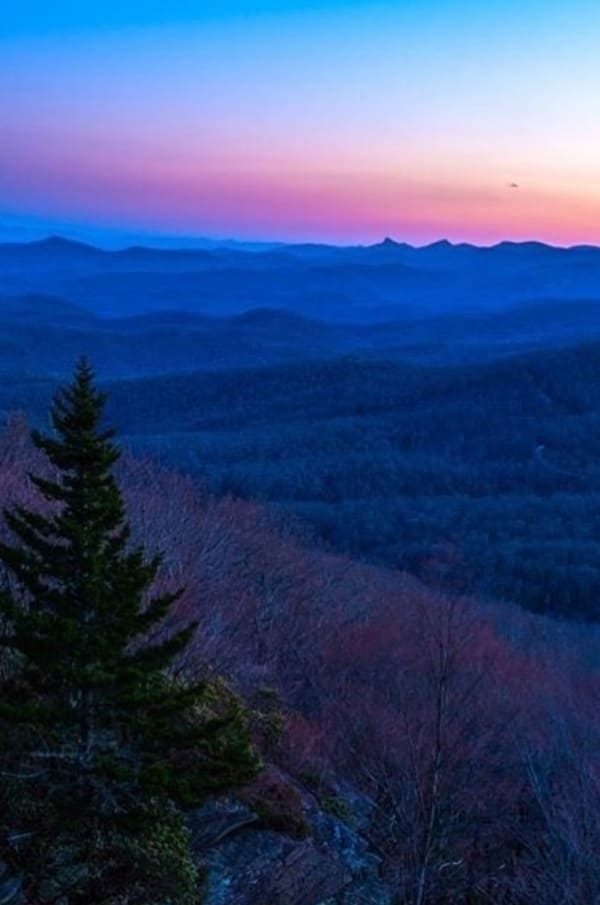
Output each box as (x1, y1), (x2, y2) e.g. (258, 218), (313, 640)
(0, 360), (258, 904)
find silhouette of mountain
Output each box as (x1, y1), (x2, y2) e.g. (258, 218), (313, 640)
(3, 235), (600, 321)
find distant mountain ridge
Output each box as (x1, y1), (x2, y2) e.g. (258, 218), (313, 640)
(4, 233), (600, 256)
(2, 231), (600, 376)
(1, 287), (600, 379)
(3, 234), (600, 322)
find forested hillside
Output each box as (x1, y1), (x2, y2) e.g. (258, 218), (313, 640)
(105, 342), (600, 619)
(2, 391), (600, 904)
(3, 238), (600, 621)
(2, 340), (599, 618)
(3, 230), (600, 899)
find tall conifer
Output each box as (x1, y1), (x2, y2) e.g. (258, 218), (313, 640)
(0, 360), (258, 904)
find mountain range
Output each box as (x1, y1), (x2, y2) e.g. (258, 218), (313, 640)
(2, 234), (600, 618)
(2, 235), (600, 322)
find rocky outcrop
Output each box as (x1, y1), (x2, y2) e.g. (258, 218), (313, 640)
(190, 768), (391, 905)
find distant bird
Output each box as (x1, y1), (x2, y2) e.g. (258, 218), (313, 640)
(508, 182), (520, 189)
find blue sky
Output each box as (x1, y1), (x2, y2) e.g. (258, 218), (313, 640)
(1, 1), (600, 244)
(1, 1), (384, 36)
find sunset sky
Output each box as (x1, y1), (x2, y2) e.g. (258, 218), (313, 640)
(1, 0), (600, 245)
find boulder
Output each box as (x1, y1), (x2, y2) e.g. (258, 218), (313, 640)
(191, 768), (392, 905)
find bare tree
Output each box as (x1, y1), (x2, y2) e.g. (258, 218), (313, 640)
(512, 704), (600, 905)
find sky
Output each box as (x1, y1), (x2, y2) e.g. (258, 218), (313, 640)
(1, 0), (600, 245)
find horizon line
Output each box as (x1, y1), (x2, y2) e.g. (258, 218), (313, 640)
(3, 231), (600, 254)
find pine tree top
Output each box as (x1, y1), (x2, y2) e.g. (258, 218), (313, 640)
(33, 356), (119, 488)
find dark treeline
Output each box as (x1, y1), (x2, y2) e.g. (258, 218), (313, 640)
(104, 343), (600, 620)
(3, 344), (600, 619)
